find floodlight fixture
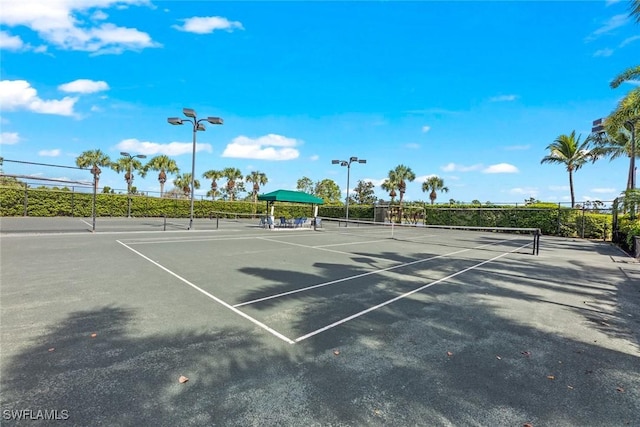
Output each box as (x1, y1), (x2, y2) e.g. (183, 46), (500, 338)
(120, 151), (130, 157)
(331, 155), (367, 224)
(167, 107), (224, 230)
(591, 118), (605, 134)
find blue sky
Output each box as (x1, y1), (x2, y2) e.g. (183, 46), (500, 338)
(1, 0), (638, 205)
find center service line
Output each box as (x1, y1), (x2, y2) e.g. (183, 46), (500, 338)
(294, 241), (532, 343)
(235, 236), (523, 307)
(116, 240), (295, 344)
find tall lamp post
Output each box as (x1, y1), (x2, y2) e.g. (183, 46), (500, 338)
(332, 156), (366, 225)
(120, 151), (146, 218)
(168, 108), (223, 230)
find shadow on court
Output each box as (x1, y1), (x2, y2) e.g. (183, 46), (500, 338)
(1, 231), (639, 426)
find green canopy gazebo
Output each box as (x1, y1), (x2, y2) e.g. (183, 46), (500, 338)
(257, 189), (324, 221)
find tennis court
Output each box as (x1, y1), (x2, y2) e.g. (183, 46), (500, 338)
(1, 217), (639, 426)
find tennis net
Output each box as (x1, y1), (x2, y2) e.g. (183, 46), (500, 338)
(317, 217), (541, 255)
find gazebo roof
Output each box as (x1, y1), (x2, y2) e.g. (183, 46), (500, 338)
(257, 189), (324, 205)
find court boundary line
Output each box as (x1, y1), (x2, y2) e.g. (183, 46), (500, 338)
(115, 239), (295, 344)
(294, 241), (532, 342)
(235, 235), (526, 307)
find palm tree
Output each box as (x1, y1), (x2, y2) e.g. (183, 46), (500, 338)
(540, 131), (592, 208)
(75, 149), (111, 192)
(222, 167), (243, 201)
(202, 169), (224, 200)
(381, 178), (398, 204)
(173, 173), (200, 198)
(245, 171), (268, 204)
(389, 164), (416, 220)
(631, 0), (640, 23)
(606, 66), (640, 191)
(111, 155), (145, 195)
(142, 155), (179, 197)
(421, 176), (449, 205)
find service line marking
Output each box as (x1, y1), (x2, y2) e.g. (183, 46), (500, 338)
(116, 239), (295, 344)
(235, 235), (525, 307)
(294, 241), (532, 342)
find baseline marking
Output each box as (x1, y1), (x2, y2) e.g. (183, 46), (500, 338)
(294, 241), (531, 342)
(235, 235), (525, 307)
(116, 240), (295, 344)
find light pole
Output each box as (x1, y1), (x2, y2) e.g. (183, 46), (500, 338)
(332, 156), (366, 224)
(119, 151), (147, 218)
(168, 108), (223, 230)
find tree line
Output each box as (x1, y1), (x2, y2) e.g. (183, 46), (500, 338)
(541, 1), (639, 208)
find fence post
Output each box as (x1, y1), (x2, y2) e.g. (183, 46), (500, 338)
(23, 182), (28, 217)
(71, 186), (75, 217)
(581, 205), (586, 238)
(556, 203), (561, 235)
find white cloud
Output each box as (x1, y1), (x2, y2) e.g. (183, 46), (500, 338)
(586, 14), (629, 41)
(0, 0), (160, 55)
(509, 187), (539, 196)
(0, 30), (24, 50)
(310, 154), (319, 161)
(363, 178), (386, 187)
(415, 174), (437, 182)
(591, 187), (616, 193)
(620, 35), (640, 47)
(405, 143), (420, 149)
(0, 80), (77, 116)
(483, 163), (519, 174)
(91, 10), (109, 21)
(116, 138), (212, 156)
(222, 134), (300, 160)
(173, 16), (244, 34)
(549, 185), (569, 191)
(0, 132), (20, 145)
(38, 148), (61, 157)
(90, 105), (103, 112)
(441, 162), (482, 172)
(593, 48), (614, 57)
(421, 125), (431, 133)
(504, 144), (530, 151)
(58, 79), (109, 94)
(489, 94), (518, 102)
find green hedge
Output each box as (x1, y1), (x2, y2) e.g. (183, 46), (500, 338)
(0, 186), (611, 240)
(422, 205), (611, 240)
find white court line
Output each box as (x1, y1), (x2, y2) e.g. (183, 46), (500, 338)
(257, 236), (398, 263)
(116, 240), (295, 344)
(294, 241), (532, 342)
(123, 234), (271, 245)
(234, 236), (523, 307)
(314, 239), (390, 248)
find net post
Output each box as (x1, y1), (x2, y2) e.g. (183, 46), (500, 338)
(216, 216), (219, 229)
